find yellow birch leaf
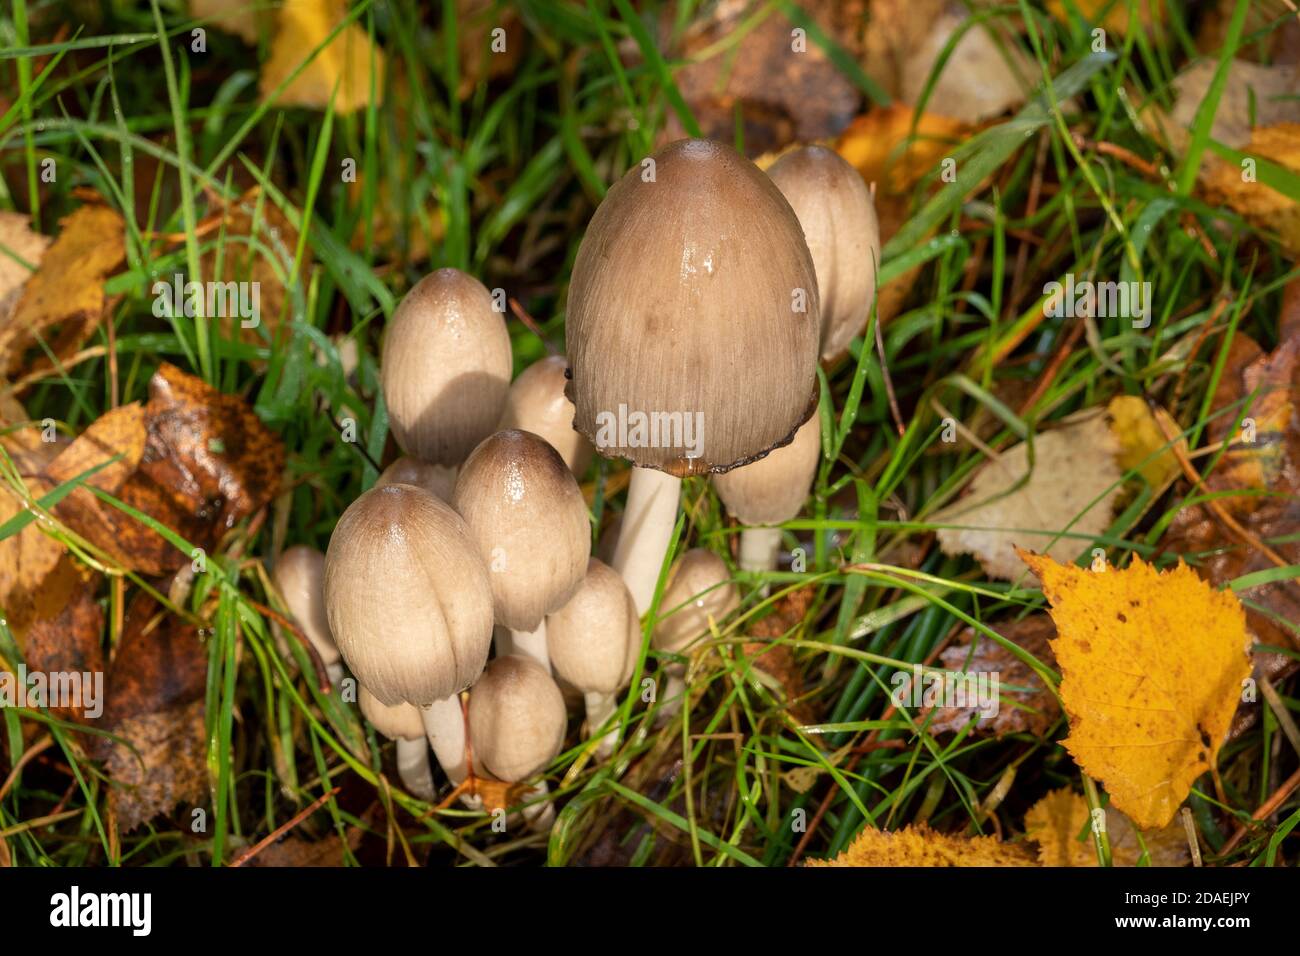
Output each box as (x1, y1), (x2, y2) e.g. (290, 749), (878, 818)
(260, 0), (384, 114)
(1017, 551), (1252, 830)
(1024, 787), (1190, 867)
(807, 823), (1037, 867)
(1107, 395), (1183, 489)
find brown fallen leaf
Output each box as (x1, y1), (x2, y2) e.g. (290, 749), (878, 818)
(0, 211), (51, 319)
(1170, 61), (1300, 153)
(189, 0), (267, 43)
(1046, 0), (1164, 35)
(1198, 0), (1300, 65)
(663, 0), (867, 157)
(260, 0), (385, 114)
(1024, 788), (1190, 867)
(864, 0), (1033, 125)
(0, 204), (125, 377)
(934, 412), (1122, 580)
(1199, 123), (1300, 256)
(922, 614), (1060, 738)
(98, 589), (209, 832)
(456, 0), (524, 100)
(807, 822), (1037, 866)
(1019, 550), (1253, 830)
(745, 584), (817, 722)
(18, 559), (104, 722)
(244, 827), (363, 867)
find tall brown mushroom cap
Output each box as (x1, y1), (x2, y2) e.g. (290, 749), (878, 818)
(546, 558), (639, 695)
(272, 545), (340, 669)
(324, 483), (494, 707)
(452, 429), (591, 631)
(380, 268), (512, 466)
(653, 548), (739, 654)
(499, 354), (592, 476)
(767, 145), (881, 361)
(565, 138), (821, 476)
(468, 655), (567, 782)
(376, 455), (457, 501)
(359, 685), (425, 741)
(712, 414), (820, 524)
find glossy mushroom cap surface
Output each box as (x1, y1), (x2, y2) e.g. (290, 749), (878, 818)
(359, 685), (426, 741)
(653, 548), (739, 654)
(324, 483), (494, 707)
(380, 268), (512, 466)
(452, 429), (591, 631)
(499, 354), (592, 476)
(767, 145), (880, 361)
(272, 545), (340, 668)
(546, 558), (639, 695)
(376, 455), (458, 501)
(713, 414), (820, 524)
(468, 655), (567, 782)
(565, 138), (820, 476)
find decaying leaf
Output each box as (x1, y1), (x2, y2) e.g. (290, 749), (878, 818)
(98, 590), (209, 832)
(0, 212), (51, 319)
(1046, 0), (1164, 35)
(807, 823), (1037, 866)
(1018, 550), (1252, 830)
(18, 560), (104, 722)
(189, 0), (267, 43)
(935, 413), (1122, 580)
(244, 827), (364, 867)
(1200, 123), (1300, 257)
(260, 0), (385, 114)
(0, 204), (125, 377)
(1107, 395), (1183, 490)
(1171, 60), (1300, 152)
(922, 614), (1060, 738)
(665, 0), (867, 156)
(864, 0), (1032, 125)
(1024, 788), (1190, 867)
(456, 0), (524, 100)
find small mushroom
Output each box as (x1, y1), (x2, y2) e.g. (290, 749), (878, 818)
(359, 685), (434, 801)
(324, 482), (494, 783)
(453, 429), (591, 671)
(767, 145), (881, 361)
(566, 138), (820, 614)
(376, 455), (457, 501)
(546, 558), (639, 755)
(469, 655), (567, 828)
(499, 354), (592, 476)
(272, 545), (344, 686)
(380, 268), (512, 466)
(712, 414), (820, 578)
(653, 548), (739, 714)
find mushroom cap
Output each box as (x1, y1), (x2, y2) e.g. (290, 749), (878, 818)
(380, 268), (512, 466)
(452, 429), (591, 631)
(712, 413), (821, 524)
(376, 455), (458, 501)
(359, 685), (425, 741)
(324, 483), (494, 707)
(546, 558), (639, 695)
(565, 138), (821, 476)
(468, 655), (567, 782)
(272, 545), (340, 667)
(653, 548), (739, 654)
(767, 145), (881, 361)
(499, 354), (592, 476)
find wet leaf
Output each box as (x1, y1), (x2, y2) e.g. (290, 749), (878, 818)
(0, 205), (125, 378)
(1018, 550), (1252, 830)
(0, 211), (51, 319)
(807, 822), (1037, 866)
(18, 560), (104, 722)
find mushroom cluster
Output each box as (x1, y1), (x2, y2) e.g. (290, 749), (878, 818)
(270, 137), (878, 826)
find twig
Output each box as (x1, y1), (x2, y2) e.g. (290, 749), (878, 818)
(0, 735), (54, 803)
(874, 314), (904, 437)
(1218, 765), (1300, 857)
(508, 297), (557, 354)
(246, 598), (332, 693)
(228, 786), (342, 867)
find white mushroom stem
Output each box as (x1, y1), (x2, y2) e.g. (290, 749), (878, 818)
(326, 662), (345, 687)
(395, 738), (435, 801)
(738, 527), (783, 576)
(522, 781), (556, 831)
(584, 691), (619, 757)
(509, 621), (550, 671)
(612, 467), (682, 615)
(421, 695), (469, 785)
(660, 666), (687, 719)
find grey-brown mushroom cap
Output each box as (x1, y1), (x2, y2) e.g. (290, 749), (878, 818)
(272, 545), (339, 666)
(565, 138), (821, 476)
(499, 354), (592, 476)
(359, 685), (426, 741)
(452, 429), (591, 631)
(324, 483), (494, 707)
(468, 655), (567, 782)
(546, 558), (639, 694)
(767, 145), (881, 362)
(653, 548), (739, 654)
(712, 413), (821, 524)
(376, 456), (458, 501)
(380, 268), (512, 466)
